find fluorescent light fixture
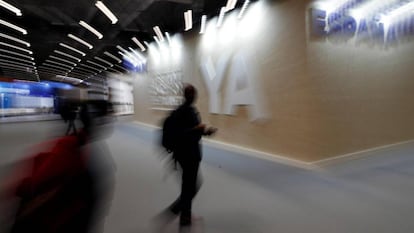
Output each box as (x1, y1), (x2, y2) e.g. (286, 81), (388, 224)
(87, 60), (107, 70)
(94, 56), (113, 67)
(40, 64), (68, 72)
(184, 10), (192, 31)
(165, 32), (172, 45)
(225, 0), (238, 12)
(144, 41), (150, 47)
(0, 62), (33, 71)
(114, 64), (128, 72)
(0, 0), (22, 16)
(153, 26), (164, 42)
(153, 36), (161, 46)
(118, 51), (138, 66)
(200, 15), (207, 34)
(128, 47), (145, 61)
(68, 34), (93, 49)
(74, 66), (96, 74)
(0, 42), (32, 54)
(54, 50), (81, 62)
(0, 19), (27, 34)
(95, 1), (118, 24)
(217, 7), (226, 27)
(0, 54), (34, 65)
(0, 59), (35, 68)
(107, 67), (121, 74)
(42, 63), (71, 72)
(132, 37), (146, 51)
(44, 59), (73, 69)
(104, 51), (122, 63)
(79, 20), (103, 39)
(80, 63), (101, 72)
(0, 48), (33, 60)
(0, 32), (30, 47)
(238, 0), (250, 19)
(49, 55), (77, 66)
(116, 45), (128, 54)
(59, 43), (86, 56)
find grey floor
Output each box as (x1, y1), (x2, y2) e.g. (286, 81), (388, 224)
(1, 119), (414, 233)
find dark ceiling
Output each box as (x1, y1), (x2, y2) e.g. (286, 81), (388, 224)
(0, 0), (247, 83)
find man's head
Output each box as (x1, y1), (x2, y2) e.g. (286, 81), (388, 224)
(183, 84), (197, 105)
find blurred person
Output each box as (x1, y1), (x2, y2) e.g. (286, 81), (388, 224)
(59, 99), (79, 135)
(6, 100), (116, 233)
(157, 84), (217, 228)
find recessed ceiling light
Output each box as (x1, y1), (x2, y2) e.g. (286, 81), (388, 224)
(68, 34), (93, 49)
(0, 19), (27, 34)
(0, 32), (30, 47)
(95, 1), (118, 24)
(59, 43), (86, 56)
(0, 0), (22, 16)
(79, 20), (103, 39)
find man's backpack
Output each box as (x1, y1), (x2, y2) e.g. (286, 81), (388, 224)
(161, 110), (179, 153)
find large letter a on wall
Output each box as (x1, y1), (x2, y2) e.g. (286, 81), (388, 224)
(224, 51), (265, 121)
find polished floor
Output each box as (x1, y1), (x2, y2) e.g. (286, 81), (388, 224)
(1, 119), (414, 233)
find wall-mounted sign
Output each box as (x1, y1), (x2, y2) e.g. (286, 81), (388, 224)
(309, 0), (414, 45)
(149, 70), (184, 110)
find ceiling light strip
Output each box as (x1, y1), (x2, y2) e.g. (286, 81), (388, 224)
(0, 32), (30, 47)
(131, 37), (146, 52)
(0, 48), (33, 60)
(217, 7), (226, 27)
(107, 67), (121, 74)
(44, 59), (73, 69)
(184, 10), (192, 31)
(59, 43), (86, 56)
(54, 50), (81, 62)
(80, 63), (101, 72)
(0, 60), (33, 69)
(95, 1), (118, 24)
(200, 15), (207, 34)
(0, 54), (34, 65)
(0, 41), (32, 54)
(42, 63), (71, 72)
(94, 56), (113, 67)
(49, 55), (77, 66)
(153, 26), (164, 42)
(0, 0), (22, 16)
(104, 51), (122, 63)
(165, 32), (172, 45)
(114, 64), (128, 72)
(87, 60), (107, 70)
(0, 61), (33, 70)
(128, 47), (145, 61)
(225, 0), (238, 12)
(238, 0), (250, 19)
(73, 67), (96, 74)
(79, 20), (103, 39)
(0, 19), (27, 34)
(68, 34), (93, 49)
